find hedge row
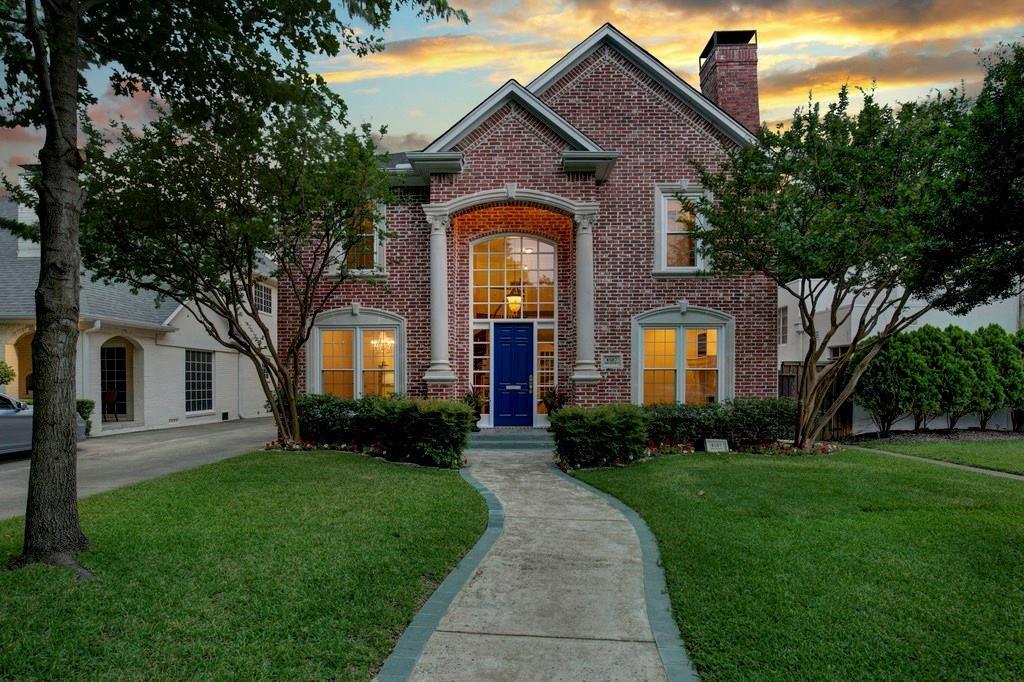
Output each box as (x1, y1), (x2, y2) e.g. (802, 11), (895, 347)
(550, 398), (798, 469)
(296, 394), (474, 468)
(852, 324), (1024, 435)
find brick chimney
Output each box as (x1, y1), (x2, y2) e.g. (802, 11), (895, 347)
(699, 30), (760, 134)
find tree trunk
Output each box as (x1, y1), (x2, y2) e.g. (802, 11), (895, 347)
(1013, 408), (1024, 432)
(15, 0), (90, 571)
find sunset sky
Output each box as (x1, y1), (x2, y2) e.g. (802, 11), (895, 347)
(2, 0), (1022, 180)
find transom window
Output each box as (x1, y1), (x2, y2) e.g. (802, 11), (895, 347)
(640, 327), (720, 406)
(472, 236), (555, 320)
(654, 184), (705, 274)
(254, 283), (273, 314)
(321, 328), (396, 399)
(185, 350), (214, 413)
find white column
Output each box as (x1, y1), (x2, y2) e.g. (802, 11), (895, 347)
(572, 211), (601, 383)
(423, 213), (456, 384)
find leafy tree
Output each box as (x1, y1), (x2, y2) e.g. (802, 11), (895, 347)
(850, 334), (929, 437)
(0, 0), (465, 571)
(915, 44), (1024, 313)
(903, 326), (944, 431)
(0, 360), (14, 388)
(80, 103), (390, 444)
(686, 87), (970, 449)
(976, 324), (1024, 429)
(944, 326), (997, 430)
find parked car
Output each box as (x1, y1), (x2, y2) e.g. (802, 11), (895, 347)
(0, 395), (86, 455)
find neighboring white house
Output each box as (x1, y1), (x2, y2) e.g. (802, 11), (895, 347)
(1, 193), (277, 436)
(777, 283), (1024, 433)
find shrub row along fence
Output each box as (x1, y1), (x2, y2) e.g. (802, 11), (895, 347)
(851, 324), (1024, 436)
(549, 398), (798, 469)
(296, 395), (475, 468)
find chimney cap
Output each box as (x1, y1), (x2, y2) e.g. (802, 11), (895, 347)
(699, 30), (757, 62)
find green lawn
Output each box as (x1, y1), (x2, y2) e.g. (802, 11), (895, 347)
(0, 451), (486, 680)
(861, 437), (1024, 475)
(577, 451), (1024, 681)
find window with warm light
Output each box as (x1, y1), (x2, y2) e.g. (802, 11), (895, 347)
(321, 327), (396, 398)
(640, 327), (719, 405)
(471, 236), (555, 320)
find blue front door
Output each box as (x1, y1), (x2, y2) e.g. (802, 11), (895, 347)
(493, 323), (533, 426)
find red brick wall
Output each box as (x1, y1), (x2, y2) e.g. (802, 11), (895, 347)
(698, 43), (760, 134)
(538, 45), (775, 403)
(278, 41), (776, 406)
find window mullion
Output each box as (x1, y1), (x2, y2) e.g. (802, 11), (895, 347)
(677, 325), (685, 405)
(354, 328), (363, 399)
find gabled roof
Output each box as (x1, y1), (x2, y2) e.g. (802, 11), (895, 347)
(424, 80), (604, 153)
(527, 23), (755, 146)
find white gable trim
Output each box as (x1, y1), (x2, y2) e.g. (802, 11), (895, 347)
(424, 80), (604, 153)
(527, 24), (756, 147)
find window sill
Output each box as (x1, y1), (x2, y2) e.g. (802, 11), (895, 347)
(652, 268), (709, 279)
(328, 270), (387, 282)
(185, 410), (216, 418)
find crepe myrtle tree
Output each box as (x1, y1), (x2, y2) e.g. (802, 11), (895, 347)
(684, 87), (969, 449)
(0, 0), (466, 572)
(80, 104), (391, 445)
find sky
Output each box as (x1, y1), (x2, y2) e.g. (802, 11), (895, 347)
(2, 0), (1023, 180)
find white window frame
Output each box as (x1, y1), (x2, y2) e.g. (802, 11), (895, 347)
(343, 202), (387, 276)
(653, 181), (708, 276)
(778, 306), (788, 345)
(306, 306), (406, 397)
(631, 304), (735, 405)
(254, 283), (273, 315)
(184, 349), (215, 415)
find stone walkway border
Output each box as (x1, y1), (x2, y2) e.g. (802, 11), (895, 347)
(376, 468), (505, 681)
(846, 444), (1024, 482)
(551, 464), (700, 682)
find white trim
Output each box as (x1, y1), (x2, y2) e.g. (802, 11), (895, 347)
(423, 185), (598, 220)
(528, 24), (756, 147)
(631, 304), (735, 405)
(653, 182), (708, 276)
(425, 80), (604, 153)
(306, 306), (406, 397)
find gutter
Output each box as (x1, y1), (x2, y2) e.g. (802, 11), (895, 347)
(80, 314), (177, 333)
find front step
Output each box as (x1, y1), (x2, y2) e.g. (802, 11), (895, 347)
(469, 429), (554, 451)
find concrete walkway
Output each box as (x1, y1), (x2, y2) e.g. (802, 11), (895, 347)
(846, 444), (1024, 482)
(408, 450), (677, 681)
(0, 417), (275, 519)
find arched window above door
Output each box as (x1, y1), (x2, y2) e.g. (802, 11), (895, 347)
(471, 235), (556, 320)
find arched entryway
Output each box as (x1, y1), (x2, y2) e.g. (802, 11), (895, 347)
(100, 336), (141, 423)
(469, 234), (558, 426)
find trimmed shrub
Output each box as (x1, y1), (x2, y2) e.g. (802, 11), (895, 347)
(76, 398), (95, 436)
(850, 334), (932, 437)
(550, 403), (647, 469)
(723, 398), (799, 447)
(975, 325), (1024, 429)
(295, 394), (473, 468)
(644, 398), (797, 449)
(645, 402), (726, 446)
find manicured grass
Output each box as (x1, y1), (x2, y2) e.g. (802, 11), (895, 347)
(0, 451), (486, 679)
(577, 451), (1024, 681)
(861, 437), (1024, 475)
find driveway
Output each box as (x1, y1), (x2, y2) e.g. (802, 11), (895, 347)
(0, 418), (275, 520)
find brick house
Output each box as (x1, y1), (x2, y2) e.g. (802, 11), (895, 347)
(280, 24), (777, 427)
